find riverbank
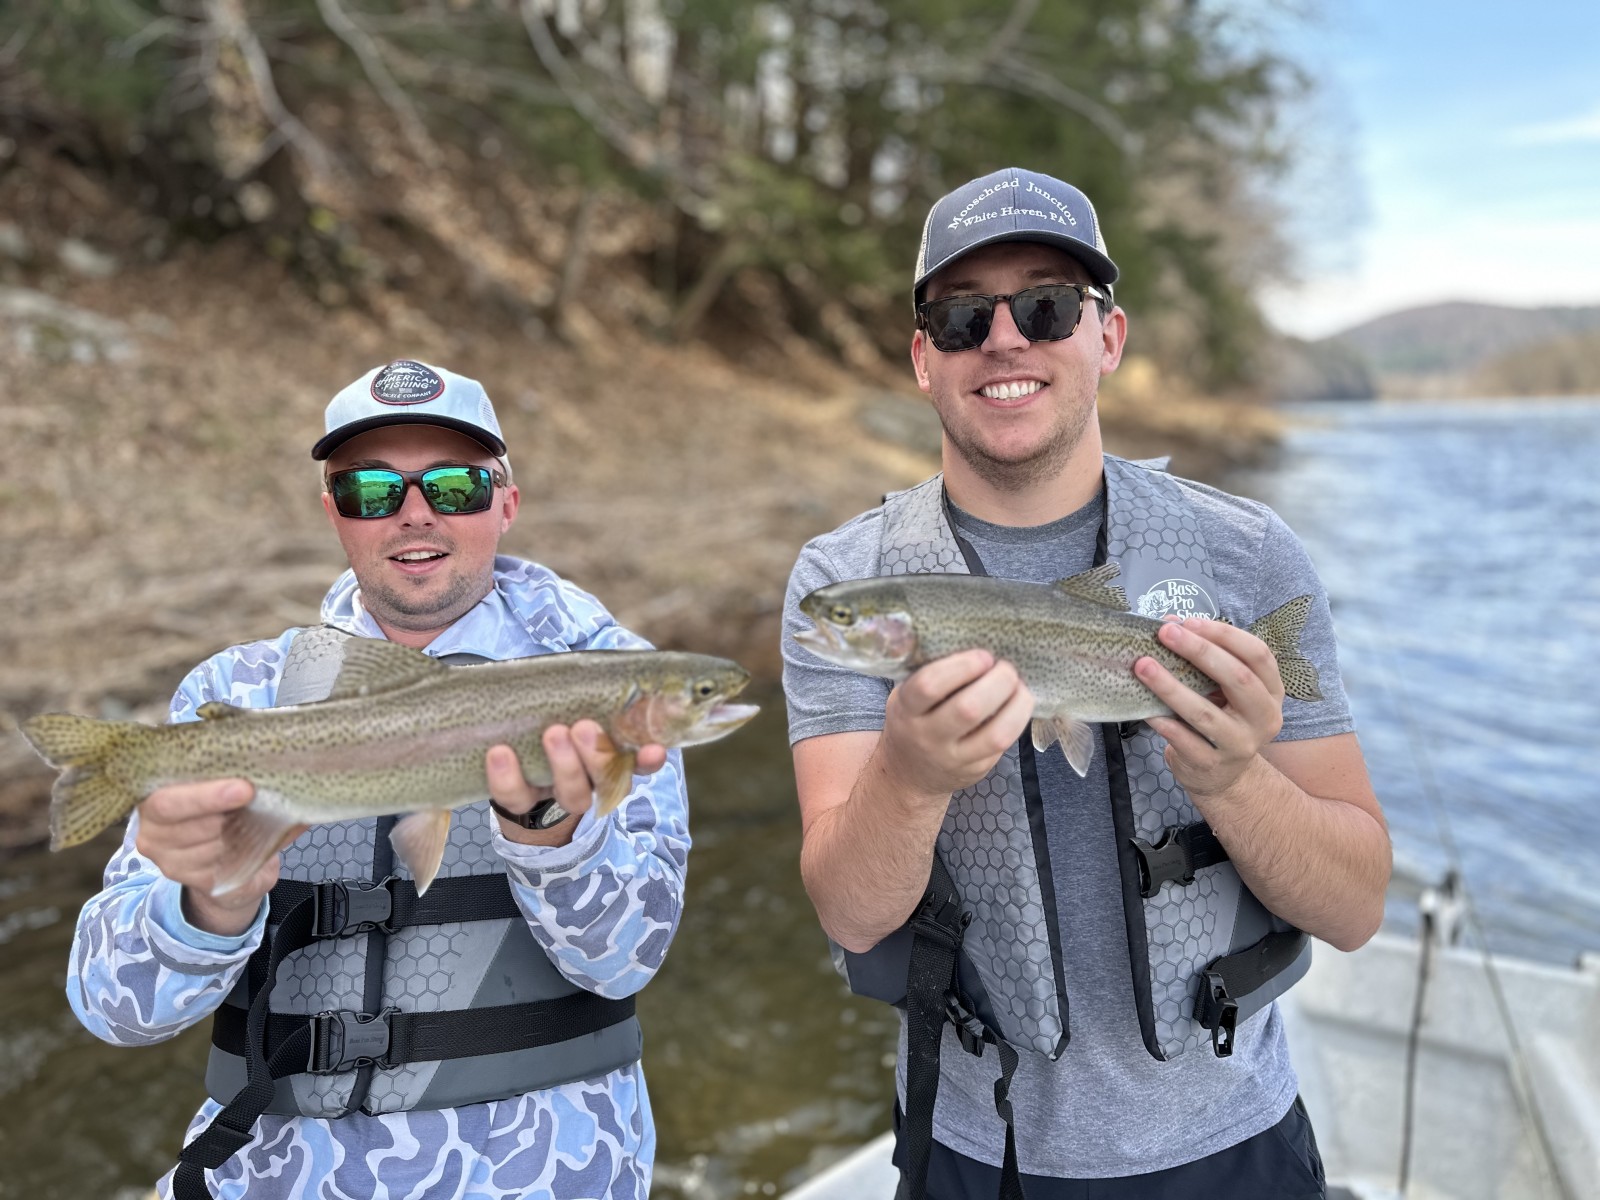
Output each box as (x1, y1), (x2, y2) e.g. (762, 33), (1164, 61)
(0, 235), (1280, 852)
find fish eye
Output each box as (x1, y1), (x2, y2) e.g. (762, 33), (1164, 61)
(693, 679), (716, 699)
(829, 604), (856, 626)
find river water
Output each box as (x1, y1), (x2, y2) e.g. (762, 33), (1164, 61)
(1, 399), (1595, 1199)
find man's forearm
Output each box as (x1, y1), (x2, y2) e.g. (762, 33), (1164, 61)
(1194, 754), (1391, 951)
(800, 748), (953, 954)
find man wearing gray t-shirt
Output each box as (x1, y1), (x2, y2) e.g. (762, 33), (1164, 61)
(780, 169), (1390, 1200)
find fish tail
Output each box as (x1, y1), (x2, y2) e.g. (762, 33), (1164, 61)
(21, 713), (145, 850)
(1250, 596), (1324, 703)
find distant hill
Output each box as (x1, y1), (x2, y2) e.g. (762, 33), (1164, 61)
(1334, 301), (1600, 376)
(1264, 301), (1600, 400)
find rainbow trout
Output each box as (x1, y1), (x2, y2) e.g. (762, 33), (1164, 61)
(22, 639), (757, 895)
(794, 564), (1321, 776)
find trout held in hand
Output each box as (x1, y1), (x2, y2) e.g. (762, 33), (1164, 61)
(794, 564), (1321, 777)
(22, 639), (758, 895)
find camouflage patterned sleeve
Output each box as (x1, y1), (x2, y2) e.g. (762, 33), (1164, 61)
(494, 748), (690, 998)
(64, 632), (299, 1046)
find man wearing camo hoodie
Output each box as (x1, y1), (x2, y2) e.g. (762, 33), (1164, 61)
(66, 359), (687, 1200)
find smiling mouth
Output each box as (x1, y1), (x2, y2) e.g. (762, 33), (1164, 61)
(391, 550), (448, 564)
(979, 380), (1046, 400)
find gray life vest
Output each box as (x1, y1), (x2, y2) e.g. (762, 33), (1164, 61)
(202, 626), (643, 1119)
(836, 456), (1311, 1063)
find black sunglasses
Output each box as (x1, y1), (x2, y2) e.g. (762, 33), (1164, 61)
(326, 465), (506, 519)
(916, 283), (1108, 353)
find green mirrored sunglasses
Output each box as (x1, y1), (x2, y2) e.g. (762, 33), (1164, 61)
(326, 465), (506, 519)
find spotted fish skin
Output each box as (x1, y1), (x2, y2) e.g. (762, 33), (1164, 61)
(796, 568), (1320, 775)
(22, 642), (756, 891)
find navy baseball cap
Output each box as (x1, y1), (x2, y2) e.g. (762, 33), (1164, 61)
(312, 359), (508, 461)
(913, 168), (1119, 304)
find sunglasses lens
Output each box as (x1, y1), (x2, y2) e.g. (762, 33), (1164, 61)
(331, 470), (405, 518)
(419, 466), (493, 514)
(926, 296), (994, 352)
(1011, 285), (1082, 342)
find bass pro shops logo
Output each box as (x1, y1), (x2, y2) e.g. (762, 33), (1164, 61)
(1135, 578), (1219, 620)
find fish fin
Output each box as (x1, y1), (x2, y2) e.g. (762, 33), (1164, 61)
(1030, 717), (1058, 752)
(390, 810), (452, 896)
(21, 713), (146, 849)
(1249, 596), (1324, 703)
(324, 638), (449, 702)
(212, 802), (308, 895)
(1056, 716), (1097, 777)
(196, 701), (247, 720)
(593, 750), (638, 818)
(1052, 563), (1129, 610)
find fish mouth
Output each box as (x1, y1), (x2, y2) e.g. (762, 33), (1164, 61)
(792, 626), (838, 655)
(675, 702), (760, 747)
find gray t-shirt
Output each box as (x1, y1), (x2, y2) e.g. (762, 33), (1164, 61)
(780, 471), (1355, 1178)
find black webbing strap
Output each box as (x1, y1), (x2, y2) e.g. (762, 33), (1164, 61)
(902, 856), (964, 1200)
(172, 894), (318, 1200)
(1195, 929), (1310, 1056)
(210, 990), (636, 1073)
(899, 857), (1024, 1200)
(1129, 821), (1230, 898)
(270, 872), (524, 938)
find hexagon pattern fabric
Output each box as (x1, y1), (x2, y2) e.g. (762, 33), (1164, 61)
(881, 476), (1067, 1058)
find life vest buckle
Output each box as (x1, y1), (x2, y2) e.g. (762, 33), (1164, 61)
(1196, 970), (1238, 1058)
(309, 1006), (398, 1074)
(312, 876), (396, 937)
(1131, 830), (1196, 898)
(943, 990), (993, 1058)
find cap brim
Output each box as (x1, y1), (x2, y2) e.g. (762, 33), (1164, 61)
(914, 230), (1119, 300)
(311, 414), (508, 461)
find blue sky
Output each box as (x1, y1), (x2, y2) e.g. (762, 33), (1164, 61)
(1257, 0), (1600, 338)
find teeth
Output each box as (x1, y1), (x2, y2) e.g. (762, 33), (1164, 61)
(395, 551), (444, 562)
(980, 380), (1044, 400)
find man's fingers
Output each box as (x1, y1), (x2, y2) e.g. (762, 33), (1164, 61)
(485, 744), (553, 816)
(543, 725), (597, 815)
(141, 778), (254, 826)
(897, 649), (997, 717)
(955, 676), (1035, 758)
(1158, 619), (1282, 700)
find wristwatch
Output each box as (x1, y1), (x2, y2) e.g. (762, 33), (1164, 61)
(490, 797), (570, 830)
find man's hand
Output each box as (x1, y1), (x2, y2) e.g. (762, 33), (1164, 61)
(877, 649), (1035, 804)
(487, 721), (669, 846)
(1134, 617), (1286, 799)
(134, 779), (276, 938)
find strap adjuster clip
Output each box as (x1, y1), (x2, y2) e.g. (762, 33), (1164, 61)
(309, 1007), (397, 1074)
(312, 877), (395, 937)
(1131, 830), (1195, 898)
(1197, 970), (1238, 1057)
(908, 893), (971, 950)
(944, 991), (993, 1058)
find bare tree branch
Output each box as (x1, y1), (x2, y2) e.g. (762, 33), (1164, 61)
(976, 0), (1041, 69)
(314, 0), (441, 167)
(517, 0), (667, 176)
(203, 0), (337, 183)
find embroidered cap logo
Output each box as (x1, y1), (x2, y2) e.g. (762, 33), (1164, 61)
(370, 360), (446, 406)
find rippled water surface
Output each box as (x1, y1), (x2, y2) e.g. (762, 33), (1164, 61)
(3, 399), (1595, 1199)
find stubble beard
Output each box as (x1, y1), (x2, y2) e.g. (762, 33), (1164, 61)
(934, 368), (1100, 494)
(364, 565), (490, 633)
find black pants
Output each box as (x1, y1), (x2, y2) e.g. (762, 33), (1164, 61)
(892, 1095), (1326, 1200)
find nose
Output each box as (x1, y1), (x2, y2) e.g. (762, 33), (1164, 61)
(980, 296), (1030, 353)
(395, 479), (437, 526)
